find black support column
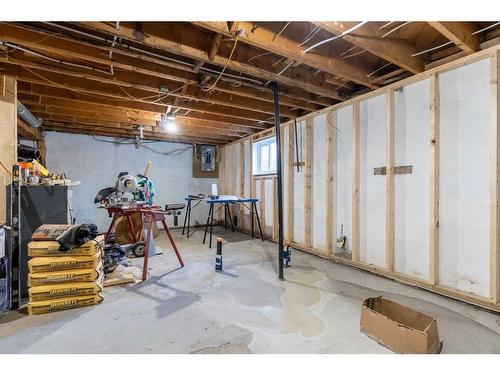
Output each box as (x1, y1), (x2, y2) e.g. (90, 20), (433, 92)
(269, 81), (285, 281)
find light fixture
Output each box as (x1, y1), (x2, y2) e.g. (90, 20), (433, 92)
(166, 116), (177, 132)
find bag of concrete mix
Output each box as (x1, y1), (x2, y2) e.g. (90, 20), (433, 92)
(28, 294), (104, 315)
(27, 236), (103, 257)
(28, 252), (101, 273)
(28, 261), (103, 287)
(28, 281), (103, 302)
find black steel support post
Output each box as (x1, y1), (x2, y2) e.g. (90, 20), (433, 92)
(269, 81), (285, 280)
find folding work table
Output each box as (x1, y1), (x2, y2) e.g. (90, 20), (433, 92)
(182, 196), (264, 248)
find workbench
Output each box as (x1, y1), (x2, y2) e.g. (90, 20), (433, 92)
(182, 196), (264, 248)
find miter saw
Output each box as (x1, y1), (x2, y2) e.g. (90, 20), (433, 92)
(94, 171), (155, 208)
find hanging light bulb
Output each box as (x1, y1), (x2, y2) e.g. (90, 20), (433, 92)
(166, 115), (177, 132)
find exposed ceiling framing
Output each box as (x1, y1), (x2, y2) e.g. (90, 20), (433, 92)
(0, 21), (498, 144)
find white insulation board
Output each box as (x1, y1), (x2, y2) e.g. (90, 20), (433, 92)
(293, 120), (306, 244)
(312, 114), (328, 250)
(334, 105), (354, 253)
(264, 177), (274, 235)
(393, 79), (431, 280)
(439, 58), (491, 297)
(359, 94), (387, 268)
(283, 126), (290, 239)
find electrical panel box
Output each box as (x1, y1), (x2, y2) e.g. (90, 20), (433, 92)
(200, 145), (216, 172)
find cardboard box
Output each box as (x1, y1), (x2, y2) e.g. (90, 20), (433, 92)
(360, 296), (442, 354)
(28, 252), (101, 273)
(27, 236), (103, 257)
(28, 262), (103, 287)
(28, 294), (104, 315)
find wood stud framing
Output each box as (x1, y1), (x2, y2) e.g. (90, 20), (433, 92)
(386, 89), (395, 272)
(429, 73), (440, 285)
(326, 111), (335, 256)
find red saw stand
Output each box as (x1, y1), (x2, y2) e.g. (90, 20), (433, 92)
(104, 205), (184, 281)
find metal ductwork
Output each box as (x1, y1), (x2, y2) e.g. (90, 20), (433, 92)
(17, 100), (42, 128)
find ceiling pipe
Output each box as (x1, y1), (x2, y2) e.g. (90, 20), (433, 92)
(17, 100), (42, 128)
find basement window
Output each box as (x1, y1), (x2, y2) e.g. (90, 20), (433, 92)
(253, 136), (277, 175)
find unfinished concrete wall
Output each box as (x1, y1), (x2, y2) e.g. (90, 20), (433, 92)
(218, 47), (500, 311)
(45, 132), (216, 231)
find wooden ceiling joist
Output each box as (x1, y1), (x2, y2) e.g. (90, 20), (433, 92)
(313, 22), (426, 74)
(71, 22), (345, 100)
(193, 21), (377, 88)
(428, 22), (480, 54)
(0, 22), (324, 112)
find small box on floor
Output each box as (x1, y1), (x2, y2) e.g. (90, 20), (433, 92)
(360, 296), (442, 354)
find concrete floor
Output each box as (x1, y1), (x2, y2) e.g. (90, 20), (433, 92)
(1, 228), (499, 354)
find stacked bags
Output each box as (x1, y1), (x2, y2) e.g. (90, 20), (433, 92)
(27, 226), (104, 315)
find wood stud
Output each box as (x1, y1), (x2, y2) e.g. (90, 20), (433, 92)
(326, 111), (335, 256)
(429, 73), (440, 285)
(386, 89), (395, 272)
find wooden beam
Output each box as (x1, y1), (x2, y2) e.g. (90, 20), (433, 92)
(43, 121), (226, 144)
(0, 75), (16, 224)
(491, 50), (500, 303)
(352, 102), (361, 262)
(17, 117), (43, 140)
(1, 64), (276, 125)
(429, 73), (440, 285)
(304, 118), (313, 247)
(73, 22), (345, 100)
(314, 22), (425, 75)
(386, 89), (395, 272)
(17, 84), (266, 130)
(428, 22), (480, 54)
(194, 21), (375, 88)
(0, 23), (323, 112)
(0, 61), (286, 121)
(326, 110), (335, 256)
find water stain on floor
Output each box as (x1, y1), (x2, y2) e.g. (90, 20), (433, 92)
(280, 268), (326, 337)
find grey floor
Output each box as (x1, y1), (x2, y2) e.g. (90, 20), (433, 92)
(1, 228), (499, 354)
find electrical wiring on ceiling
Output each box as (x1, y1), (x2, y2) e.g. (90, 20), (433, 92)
(272, 22), (291, 42)
(379, 21), (395, 30)
(247, 51), (273, 62)
(411, 41), (453, 57)
(472, 21), (500, 35)
(343, 50), (367, 59)
(298, 26), (321, 47)
(89, 135), (195, 156)
(366, 62), (392, 77)
(302, 21), (368, 54)
(381, 21), (411, 38)
(0, 41), (113, 75)
(340, 45), (358, 57)
(202, 36), (240, 92)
